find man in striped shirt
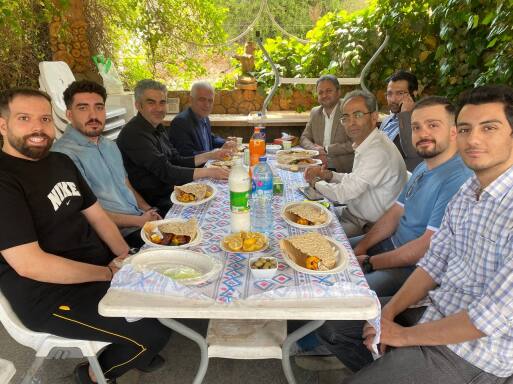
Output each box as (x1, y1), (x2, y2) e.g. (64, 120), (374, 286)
(319, 84), (513, 383)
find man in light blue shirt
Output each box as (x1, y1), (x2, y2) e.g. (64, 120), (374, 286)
(318, 84), (513, 384)
(52, 80), (161, 248)
(351, 96), (472, 297)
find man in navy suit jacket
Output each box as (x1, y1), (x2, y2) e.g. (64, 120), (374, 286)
(168, 81), (234, 156)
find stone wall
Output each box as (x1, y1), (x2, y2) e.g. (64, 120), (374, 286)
(168, 87), (318, 114)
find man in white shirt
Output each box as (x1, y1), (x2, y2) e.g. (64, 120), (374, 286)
(300, 75), (354, 173)
(304, 90), (407, 237)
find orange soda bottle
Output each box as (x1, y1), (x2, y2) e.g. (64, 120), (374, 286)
(249, 126), (265, 167)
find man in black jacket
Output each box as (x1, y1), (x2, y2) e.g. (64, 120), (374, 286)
(117, 79), (231, 215)
(168, 81), (235, 156)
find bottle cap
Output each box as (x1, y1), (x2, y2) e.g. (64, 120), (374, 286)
(259, 156), (267, 162)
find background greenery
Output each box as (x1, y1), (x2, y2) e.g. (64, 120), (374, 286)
(0, 0), (512, 99)
(250, 0), (513, 98)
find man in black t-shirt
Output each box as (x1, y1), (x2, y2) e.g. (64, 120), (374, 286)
(0, 89), (170, 383)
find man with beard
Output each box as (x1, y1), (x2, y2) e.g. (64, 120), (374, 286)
(380, 70), (422, 170)
(317, 84), (513, 384)
(350, 96), (472, 297)
(300, 75), (354, 172)
(0, 88), (171, 383)
(117, 79), (232, 214)
(52, 80), (161, 248)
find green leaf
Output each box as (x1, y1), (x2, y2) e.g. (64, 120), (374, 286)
(487, 37), (498, 48)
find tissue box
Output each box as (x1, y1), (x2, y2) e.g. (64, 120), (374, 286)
(273, 136), (299, 147)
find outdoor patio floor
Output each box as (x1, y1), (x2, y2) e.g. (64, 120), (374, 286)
(1, 319), (348, 384)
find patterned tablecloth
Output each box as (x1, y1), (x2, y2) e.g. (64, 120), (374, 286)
(112, 160), (376, 304)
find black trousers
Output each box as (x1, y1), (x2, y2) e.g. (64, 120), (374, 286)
(28, 282), (172, 380)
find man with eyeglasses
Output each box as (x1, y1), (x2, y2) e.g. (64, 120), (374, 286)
(300, 74), (354, 173)
(316, 84), (513, 384)
(380, 70), (422, 170)
(304, 90), (407, 237)
(351, 96), (472, 297)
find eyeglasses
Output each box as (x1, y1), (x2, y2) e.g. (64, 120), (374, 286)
(340, 111), (372, 124)
(405, 172), (425, 199)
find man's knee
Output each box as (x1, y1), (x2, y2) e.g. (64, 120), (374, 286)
(317, 320), (365, 345)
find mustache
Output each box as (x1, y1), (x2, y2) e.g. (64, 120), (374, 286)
(415, 139), (436, 146)
(86, 119), (103, 125)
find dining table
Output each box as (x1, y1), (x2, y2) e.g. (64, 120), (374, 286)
(98, 156), (380, 384)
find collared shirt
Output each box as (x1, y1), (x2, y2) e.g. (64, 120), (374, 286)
(391, 155), (472, 247)
(322, 107), (336, 169)
(315, 129), (407, 223)
(380, 113), (399, 141)
(322, 107), (336, 148)
(417, 166), (513, 377)
(52, 125), (142, 232)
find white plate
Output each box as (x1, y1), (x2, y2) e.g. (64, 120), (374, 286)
(276, 149), (319, 157)
(276, 158), (322, 171)
(220, 233), (269, 253)
(281, 236), (349, 275)
(140, 218), (202, 248)
(170, 184), (217, 206)
(128, 248), (221, 285)
(281, 201), (332, 230)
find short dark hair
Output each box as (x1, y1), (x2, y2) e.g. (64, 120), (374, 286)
(63, 80), (107, 109)
(0, 88), (51, 118)
(412, 96), (455, 116)
(387, 70), (418, 96)
(316, 74), (340, 91)
(456, 85), (513, 133)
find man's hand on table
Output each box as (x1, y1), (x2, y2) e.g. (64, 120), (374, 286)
(206, 167), (230, 180)
(221, 140), (237, 153)
(304, 166), (323, 185)
(138, 208), (161, 227)
(209, 148), (233, 161)
(353, 243), (368, 256)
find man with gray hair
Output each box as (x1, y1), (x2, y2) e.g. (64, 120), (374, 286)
(300, 74), (354, 172)
(304, 90), (407, 237)
(168, 80), (235, 156)
(117, 79), (232, 214)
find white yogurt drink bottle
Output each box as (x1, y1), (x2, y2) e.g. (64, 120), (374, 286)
(229, 157), (251, 232)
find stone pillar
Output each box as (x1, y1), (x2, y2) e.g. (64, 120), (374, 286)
(49, 0), (93, 74)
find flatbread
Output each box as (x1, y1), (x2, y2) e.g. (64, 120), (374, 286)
(280, 233), (336, 270)
(158, 218), (198, 238)
(143, 218), (198, 241)
(286, 204), (327, 225)
(174, 183), (208, 201)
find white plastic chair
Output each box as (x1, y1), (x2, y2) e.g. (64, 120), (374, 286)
(38, 61), (126, 139)
(0, 291), (110, 384)
(0, 358), (15, 383)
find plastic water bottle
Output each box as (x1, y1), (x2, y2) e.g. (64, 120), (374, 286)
(251, 156), (273, 235)
(229, 157), (251, 232)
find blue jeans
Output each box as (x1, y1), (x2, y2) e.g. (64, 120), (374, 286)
(350, 236), (415, 297)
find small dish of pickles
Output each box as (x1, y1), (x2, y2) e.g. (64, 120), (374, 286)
(249, 256), (278, 280)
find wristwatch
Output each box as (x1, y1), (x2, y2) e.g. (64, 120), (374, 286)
(362, 255), (374, 273)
